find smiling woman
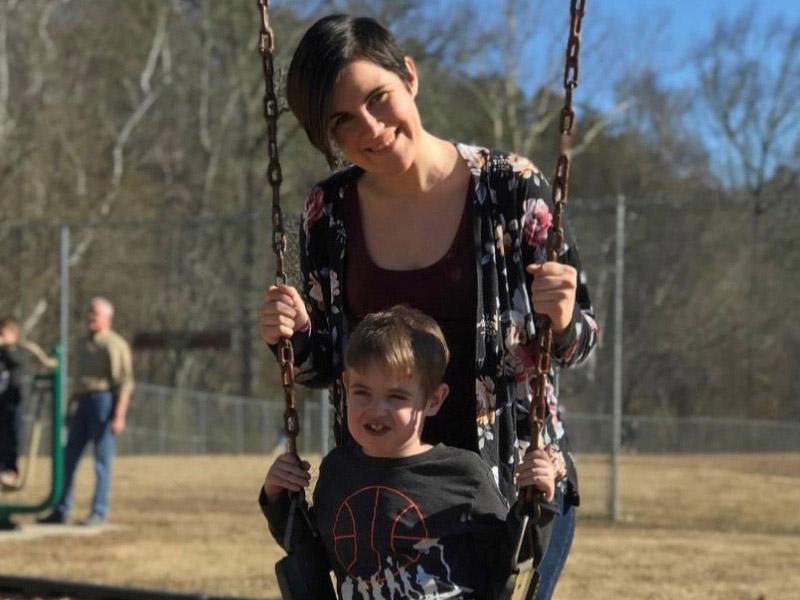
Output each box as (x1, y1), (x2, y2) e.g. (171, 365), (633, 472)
(259, 12), (599, 600)
(327, 58), (423, 177)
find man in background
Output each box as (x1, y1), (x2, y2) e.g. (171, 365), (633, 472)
(39, 297), (134, 526)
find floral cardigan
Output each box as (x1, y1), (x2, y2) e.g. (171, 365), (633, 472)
(289, 143), (599, 504)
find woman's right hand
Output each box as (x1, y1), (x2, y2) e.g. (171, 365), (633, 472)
(259, 284), (310, 345)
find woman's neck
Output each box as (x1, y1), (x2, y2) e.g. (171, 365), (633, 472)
(360, 131), (460, 201)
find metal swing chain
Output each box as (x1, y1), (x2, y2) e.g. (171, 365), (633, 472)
(256, 0), (299, 459)
(526, 0), (586, 503)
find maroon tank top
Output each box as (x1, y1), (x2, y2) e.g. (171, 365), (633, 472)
(343, 182), (478, 451)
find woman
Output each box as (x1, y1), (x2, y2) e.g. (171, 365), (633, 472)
(260, 14), (599, 599)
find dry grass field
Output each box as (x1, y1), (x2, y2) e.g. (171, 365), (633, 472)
(1, 452), (798, 599)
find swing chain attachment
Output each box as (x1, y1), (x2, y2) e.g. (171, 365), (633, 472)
(257, 0), (287, 283)
(526, 0), (586, 505)
(256, 0), (299, 457)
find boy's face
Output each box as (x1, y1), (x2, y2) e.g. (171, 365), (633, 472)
(344, 363), (447, 459)
(0, 326), (19, 345)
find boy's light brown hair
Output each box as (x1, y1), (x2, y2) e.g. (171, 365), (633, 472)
(345, 305), (449, 396)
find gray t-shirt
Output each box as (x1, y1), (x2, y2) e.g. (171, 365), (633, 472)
(261, 443), (556, 599)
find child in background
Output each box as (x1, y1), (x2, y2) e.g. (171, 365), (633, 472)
(0, 317), (23, 487)
(260, 305), (557, 599)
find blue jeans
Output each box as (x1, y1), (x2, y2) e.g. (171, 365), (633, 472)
(535, 492), (577, 600)
(56, 391), (116, 518)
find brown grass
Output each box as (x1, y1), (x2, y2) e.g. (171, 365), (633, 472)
(1, 452), (798, 599)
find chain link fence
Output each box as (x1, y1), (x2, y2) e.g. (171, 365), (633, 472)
(120, 383), (333, 456)
(14, 377), (799, 525)
(18, 381), (800, 458)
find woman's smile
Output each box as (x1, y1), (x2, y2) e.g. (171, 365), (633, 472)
(367, 131), (397, 153)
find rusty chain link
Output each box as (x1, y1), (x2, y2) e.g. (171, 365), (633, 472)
(526, 0), (586, 503)
(256, 0), (299, 458)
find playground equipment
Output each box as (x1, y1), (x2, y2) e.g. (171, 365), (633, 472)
(0, 377), (47, 493)
(0, 346), (65, 530)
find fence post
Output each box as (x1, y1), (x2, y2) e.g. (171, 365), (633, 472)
(59, 226), (70, 405)
(198, 393), (208, 454)
(235, 396), (245, 453)
(158, 388), (168, 454)
(611, 194), (625, 522)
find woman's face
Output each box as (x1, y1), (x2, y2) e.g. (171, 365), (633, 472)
(328, 58), (422, 175)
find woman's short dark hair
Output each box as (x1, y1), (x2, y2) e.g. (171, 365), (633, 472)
(286, 14), (411, 167)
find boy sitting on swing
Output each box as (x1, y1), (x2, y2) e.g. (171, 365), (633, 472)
(260, 305), (557, 599)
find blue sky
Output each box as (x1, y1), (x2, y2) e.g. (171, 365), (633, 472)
(605, 0), (800, 41)
(577, 0), (800, 180)
(285, 0), (799, 178)
(289, 1), (800, 88)
(407, 0), (800, 101)
(600, 0), (800, 89)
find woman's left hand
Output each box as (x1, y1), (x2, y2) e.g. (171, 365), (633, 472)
(526, 262), (577, 334)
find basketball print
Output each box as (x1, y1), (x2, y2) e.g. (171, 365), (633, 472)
(333, 485), (428, 580)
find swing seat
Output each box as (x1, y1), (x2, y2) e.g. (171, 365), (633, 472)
(273, 493), (337, 600)
(495, 515), (541, 600)
(494, 497), (556, 600)
(275, 537), (337, 600)
(505, 557), (540, 600)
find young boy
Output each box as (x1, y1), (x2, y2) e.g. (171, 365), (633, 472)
(260, 305), (557, 599)
(0, 317), (23, 487)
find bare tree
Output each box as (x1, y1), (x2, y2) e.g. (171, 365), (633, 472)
(19, 3), (171, 336)
(0, 0), (16, 153)
(692, 6), (800, 405)
(694, 6), (800, 210)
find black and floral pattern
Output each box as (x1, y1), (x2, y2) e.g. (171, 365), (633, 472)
(289, 143), (599, 503)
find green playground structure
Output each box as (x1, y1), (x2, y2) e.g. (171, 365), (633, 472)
(0, 345), (65, 531)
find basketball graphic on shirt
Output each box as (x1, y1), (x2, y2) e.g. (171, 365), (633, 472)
(333, 485), (428, 580)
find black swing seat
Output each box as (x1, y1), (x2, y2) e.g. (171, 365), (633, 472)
(503, 556), (540, 600)
(276, 540), (337, 600)
(494, 499), (555, 600)
(275, 493), (337, 600)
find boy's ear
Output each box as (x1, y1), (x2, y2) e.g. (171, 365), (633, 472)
(424, 383), (449, 417)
